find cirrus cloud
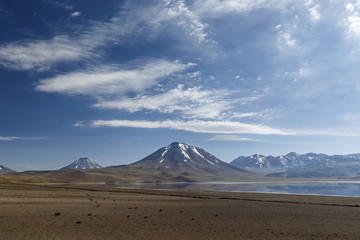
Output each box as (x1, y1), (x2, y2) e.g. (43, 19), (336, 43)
(0, 136), (43, 141)
(91, 119), (292, 135)
(93, 84), (237, 119)
(36, 60), (194, 95)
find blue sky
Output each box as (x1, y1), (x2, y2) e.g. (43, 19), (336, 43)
(2, 0), (360, 171)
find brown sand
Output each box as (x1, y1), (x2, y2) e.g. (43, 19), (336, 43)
(0, 183), (360, 239)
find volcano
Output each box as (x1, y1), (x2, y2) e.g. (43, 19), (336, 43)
(60, 157), (103, 170)
(109, 142), (256, 182)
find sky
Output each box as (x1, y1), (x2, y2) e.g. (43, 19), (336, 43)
(2, 0), (360, 171)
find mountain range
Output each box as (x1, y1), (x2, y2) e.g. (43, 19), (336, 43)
(1, 142), (256, 183)
(230, 152), (360, 178)
(2, 144), (360, 183)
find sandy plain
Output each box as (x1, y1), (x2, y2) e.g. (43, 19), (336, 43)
(0, 183), (360, 239)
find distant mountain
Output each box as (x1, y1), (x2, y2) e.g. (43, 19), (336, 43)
(230, 152), (359, 170)
(104, 142), (256, 182)
(60, 157), (103, 170)
(0, 165), (16, 174)
(230, 152), (360, 178)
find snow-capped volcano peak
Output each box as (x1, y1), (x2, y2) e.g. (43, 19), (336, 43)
(131, 142), (242, 173)
(60, 157), (103, 170)
(157, 142), (218, 165)
(107, 142), (255, 182)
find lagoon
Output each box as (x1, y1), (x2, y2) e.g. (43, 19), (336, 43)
(111, 181), (360, 197)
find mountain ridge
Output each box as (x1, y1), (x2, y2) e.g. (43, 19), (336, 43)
(230, 152), (360, 178)
(230, 152), (360, 170)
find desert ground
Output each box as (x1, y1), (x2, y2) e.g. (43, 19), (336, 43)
(0, 183), (360, 239)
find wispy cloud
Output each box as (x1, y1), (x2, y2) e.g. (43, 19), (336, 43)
(345, 2), (360, 39)
(43, 0), (73, 10)
(0, 35), (94, 71)
(306, 1), (321, 22)
(90, 119), (360, 138)
(160, 0), (213, 44)
(71, 11), (82, 17)
(91, 119), (292, 135)
(208, 135), (261, 141)
(94, 84), (237, 120)
(0, 13), (137, 71)
(277, 29), (297, 48)
(0, 1), (214, 72)
(36, 60), (194, 95)
(192, 0), (297, 16)
(0, 136), (43, 141)
(0, 136), (19, 141)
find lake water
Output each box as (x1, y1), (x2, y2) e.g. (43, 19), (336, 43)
(111, 181), (360, 197)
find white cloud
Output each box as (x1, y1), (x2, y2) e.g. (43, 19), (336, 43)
(344, 1), (360, 40)
(44, 0), (73, 10)
(161, 0), (212, 44)
(193, 0), (321, 23)
(0, 136), (19, 141)
(347, 3), (355, 12)
(0, 136), (42, 141)
(0, 35), (93, 71)
(91, 119), (292, 135)
(88, 118), (360, 137)
(73, 121), (85, 127)
(278, 65), (313, 82)
(208, 135), (260, 141)
(230, 112), (263, 119)
(71, 11), (82, 17)
(278, 31), (297, 47)
(308, 4), (320, 22)
(0, 1), (212, 71)
(305, 0), (321, 22)
(94, 84), (236, 119)
(0, 14), (129, 71)
(36, 60), (194, 95)
(192, 0), (290, 15)
(347, 11), (360, 38)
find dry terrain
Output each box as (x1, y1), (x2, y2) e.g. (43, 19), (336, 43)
(0, 183), (360, 239)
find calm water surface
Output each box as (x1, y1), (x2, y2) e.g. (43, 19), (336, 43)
(111, 181), (360, 197)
